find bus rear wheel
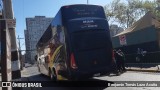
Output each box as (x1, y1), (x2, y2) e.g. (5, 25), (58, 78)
(49, 68), (57, 81)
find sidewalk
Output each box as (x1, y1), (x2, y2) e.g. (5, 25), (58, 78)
(126, 64), (160, 72)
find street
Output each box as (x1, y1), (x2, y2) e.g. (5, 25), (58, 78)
(20, 64), (160, 90)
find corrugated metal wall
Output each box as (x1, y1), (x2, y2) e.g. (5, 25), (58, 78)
(112, 25), (157, 48)
(111, 25), (160, 63)
(156, 28), (160, 48)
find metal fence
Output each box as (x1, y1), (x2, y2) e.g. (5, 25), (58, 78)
(125, 51), (160, 64)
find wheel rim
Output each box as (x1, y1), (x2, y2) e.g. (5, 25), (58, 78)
(50, 69), (57, 80)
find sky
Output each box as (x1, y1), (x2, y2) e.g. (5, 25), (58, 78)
(12, 0), (113, 53)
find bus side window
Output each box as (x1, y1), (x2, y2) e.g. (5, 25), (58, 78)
(45, 56), (50, 63)
(57, 25), (65, 44)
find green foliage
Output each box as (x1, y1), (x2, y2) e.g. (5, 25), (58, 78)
(104, 0), (160, 28)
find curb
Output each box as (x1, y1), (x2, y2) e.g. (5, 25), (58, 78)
(126, 69), (160, 72)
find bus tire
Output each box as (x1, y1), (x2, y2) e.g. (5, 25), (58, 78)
(37, 64), (41, 73)
(49, 68), (57, 81)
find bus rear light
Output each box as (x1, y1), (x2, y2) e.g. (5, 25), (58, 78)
(70, 53), (78, 69)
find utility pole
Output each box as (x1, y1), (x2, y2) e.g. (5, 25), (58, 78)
(17, 35), (24, 54)
(87, 0), (89, 4)
(2, 0), (21, 81)
(0, 1), (12, 90)
(17, 35), (24, 70)
(0, 19), (12, 90)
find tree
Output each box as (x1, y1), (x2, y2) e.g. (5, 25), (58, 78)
(104, 0), (159, 29)
(104, 0), (127, 28)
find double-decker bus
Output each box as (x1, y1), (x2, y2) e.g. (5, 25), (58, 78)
(36, 4), (115, 80)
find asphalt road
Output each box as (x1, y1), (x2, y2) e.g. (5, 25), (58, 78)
(22, 74), (160, 90)
(20, 64), (160, 90)
(1, 64), (159, 90)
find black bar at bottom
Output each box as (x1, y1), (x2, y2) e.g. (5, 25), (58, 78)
(10, 81), (160, 87)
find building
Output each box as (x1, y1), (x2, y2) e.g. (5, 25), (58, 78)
(24, 16), (53, 63)
(109, 24), (124, 37)
(112, 12), (160, 63)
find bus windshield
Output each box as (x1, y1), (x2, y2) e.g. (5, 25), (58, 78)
(62, 5), (106, 21)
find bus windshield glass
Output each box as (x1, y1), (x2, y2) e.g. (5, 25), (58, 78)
(62, 5), (106, 20)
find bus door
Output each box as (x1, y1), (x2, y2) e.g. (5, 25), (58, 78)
(39, 47), (50, 75)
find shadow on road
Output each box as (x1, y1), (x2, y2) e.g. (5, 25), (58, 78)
(21, 74), (114, 90)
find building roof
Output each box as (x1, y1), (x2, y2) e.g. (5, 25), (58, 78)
(114, 11), (160, 37)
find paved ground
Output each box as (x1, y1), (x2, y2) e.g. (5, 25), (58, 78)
(126, 64), (160, 72)
(1, 63), (160, 90)
(0, 73), (1, 90)
(20, 63), (160, 90)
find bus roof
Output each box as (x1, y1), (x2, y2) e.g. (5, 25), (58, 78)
(36, 4), (106, 48)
